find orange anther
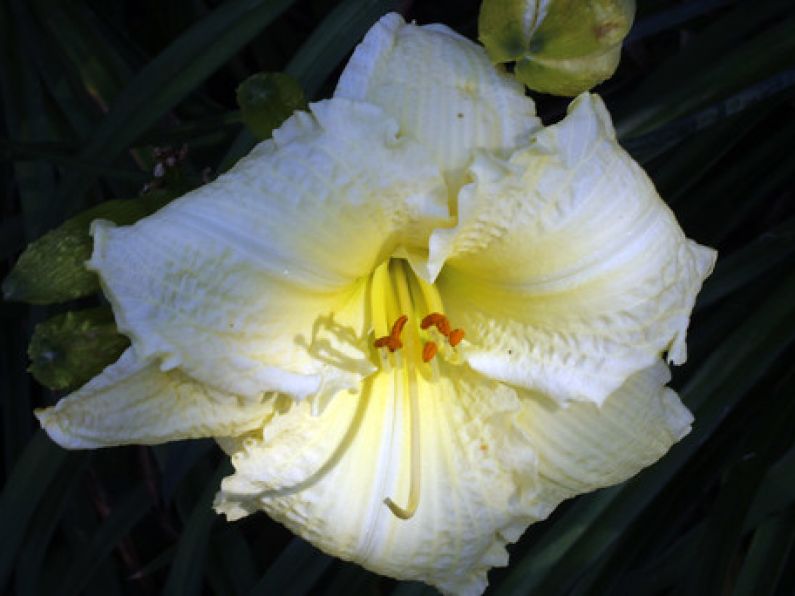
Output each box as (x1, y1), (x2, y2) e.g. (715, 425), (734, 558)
(375, 315), (409, 353)
(421, 313), (451, 336)
(390, 314), (408, 339)
(448, 328), (465, 347)
(374, 335), (402, 352)
(420, 313), (442, 329)
(437, 318), (451, 336)
(422, 341), (438, 362)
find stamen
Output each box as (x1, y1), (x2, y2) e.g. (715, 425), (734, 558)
(374, 314), (409, 353)
(390, 314), (408, 339)
(422, 341), (438, 363)
(420, 312), (451, 336)
(448, 328), (465, 347)
(374, 336), (402, 352)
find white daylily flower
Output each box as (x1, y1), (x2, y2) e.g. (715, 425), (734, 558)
(35, 13), (715, 596)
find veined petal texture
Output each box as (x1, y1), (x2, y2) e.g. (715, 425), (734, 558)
(517, 361), (693, 506)
(89, 99), (448, 401)
(432, 93), (716, 405)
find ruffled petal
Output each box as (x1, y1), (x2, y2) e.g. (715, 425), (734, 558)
(517, 361), (693, 505)
(433, 93), (716, 405)
(214, 364), (543, 595)
(35, 349), (274, 449)
(335, 13), (541, 186)
(90, 98), (448, 401)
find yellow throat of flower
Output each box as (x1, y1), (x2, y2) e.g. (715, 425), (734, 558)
(368, 259), (466, 520)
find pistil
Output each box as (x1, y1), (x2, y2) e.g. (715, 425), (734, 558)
(367, 260), (467, 521)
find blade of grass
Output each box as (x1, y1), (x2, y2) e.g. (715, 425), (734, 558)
(684, 370), (795, 596)
(649, 102), (772, 205)
(321, 563), (378, 596)
(615, 0), (794, 137)
(13, 452), (89, 595)
(746, 446), (795, 529)
(10, 0), (98, 138)
(0, 431), (77, 590)
(2, 0), (60, 240)
(137, 110), (242, 146)
(285, 0), (400, 98)
(30, 0), (134, 112)
(1, 138), (149, 182)
(163, 460), (230, 596)
(152, 439), (214, 503)
(247, 537), (334, 596)
(54, 0), (299, 220)
(676, 118), (795, 243)
(622, 68), (795, 164)
(697, 218), (795, 310)
(732, 508), (795, 596)
(60, 487), (152, 596)
(626, 0), (738, 43)
(608, 523), (707, 594)
(207, 524), (259, 596)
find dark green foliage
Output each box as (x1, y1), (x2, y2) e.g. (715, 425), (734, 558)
(1, 1), (794, 595)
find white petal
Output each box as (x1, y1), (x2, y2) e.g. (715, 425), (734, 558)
(214, 364), (544, 595)
(335, 13), (540, 186)
(89, 99), (448, 401)
(35, 349), (274, 449)
(433, 93), (716, 405)
(517, 361), (693, 505)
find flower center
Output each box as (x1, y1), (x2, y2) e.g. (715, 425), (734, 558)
(367, 259), (465, 520)
(369, 259), (465, 367)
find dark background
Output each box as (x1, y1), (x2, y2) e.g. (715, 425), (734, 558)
(2, 0), (795, 594)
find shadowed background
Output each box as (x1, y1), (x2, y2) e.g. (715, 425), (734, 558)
(2, 0), (795, 594)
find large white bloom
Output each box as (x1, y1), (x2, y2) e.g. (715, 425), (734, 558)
(35, 13), (715, 595)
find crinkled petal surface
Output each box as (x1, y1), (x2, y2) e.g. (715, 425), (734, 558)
(35, 349), (275, 448)
(89, 98), (448, 401)
(432, 93), (716, 405)
(335, 13), (541, 186)
(215, 363), (544, 596)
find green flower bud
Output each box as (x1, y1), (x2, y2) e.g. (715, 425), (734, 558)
(2, 191), (175, 305)
(479, 0), (636, 96)
(236, 72), (307, 140)
(28, 307), (129, 391)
